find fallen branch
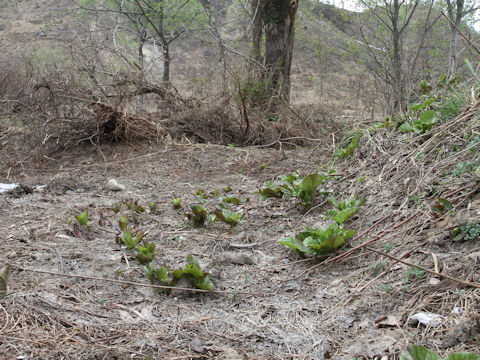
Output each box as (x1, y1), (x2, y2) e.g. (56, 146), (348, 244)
(365, 246), (480, 289)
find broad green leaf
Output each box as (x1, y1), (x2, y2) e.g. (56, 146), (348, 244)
(118, 216), (128, 231)
(196, 277), (214, 291)
(448, 354), (480, 360)
(75, 212), (88, 226)
(0, 265), (9, 299)
(419, 110), (436, 123)
(120, 230), (143, 250)
(214, 209), (243, 227)
(410, 97), (436, 112)
(186, 205), (207, 227)
(136, 242), (156, 265)
(400, 345), (442, 360)
(144, 263), (168, 284)
(278, 236), (313, 256)
(398, 122), (413, 133)
(195, 190), (208, 199)
(325, 208), (357, 224)
(221, 196), (242, 205)
(299, 173), (326, 208)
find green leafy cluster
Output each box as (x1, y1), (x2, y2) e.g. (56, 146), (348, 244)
(257, 172), (331, 208)
(279, 222), (356, 256)
(124, 199), (146, 213)
(279, 195), (364, 256)
(112, 212), (213, 292)
(75, 211), (89, 226)
(0, 265), (9, 299)
(451, 223), (480, 242)
(334, 132), (362, 159)
(136, 241), (156, 264)
(185, 204), (208, 227)
(398, 77), (463, 134)
(145, 255), (214, 292)
(182, 187), (244, 228)
(325, 196), (366, 224)
(119, 230), (146, 250)
(400, 345), (480, 360)
(452, 161), (479, 177)
(431, 198), (453, 218)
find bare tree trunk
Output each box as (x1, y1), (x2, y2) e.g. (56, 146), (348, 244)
(264, 0), (298, 102)
(138, 30), (147, 112)
(391, 0), (404, 112)
(162, 45), (170, 83)
(447, 0), (464, 80)
(250, 0), (264, 62)
(138, 30), (146, 69)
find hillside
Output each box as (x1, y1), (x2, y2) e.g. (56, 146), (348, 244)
(1, 1), (480, 359)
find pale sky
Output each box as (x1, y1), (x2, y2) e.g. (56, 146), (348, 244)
(322, 0), (480, 32)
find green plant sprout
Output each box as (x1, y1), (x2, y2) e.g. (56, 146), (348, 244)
(195, 189), (209, 200)
(298, 173), (328, 208)
(210, 189), (221, 197)
(124, 199), (133, 210)
(185, 204), (208, 227)
(0, 265), (9, 299)
(400, 345), (480, 360)
(120, 230), (146, 250)
(279, 222), (356, 257)
(257, 172), (330, 208)
(172, 198), (182, 209)
(325, 196), (365, 224)
(75, 211), (88, 226)
(136, 241), (156, 265)
(144, 255), (214, 292)
(148, 201), (157, 213)
(118, 216), (128, 231)
(214, 209), (244, 228)
(451, 223), (480, 242)
(134, 203), (146, 213)
(112, 203), (122, 213)
(334, 131), (361, 159)
(220, 195), (242, 205)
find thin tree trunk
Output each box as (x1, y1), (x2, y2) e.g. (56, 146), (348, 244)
(163, 45), (170, 83)
(138, 30), (146, 69)
(391, 0), (404, 112)
(447, 0), (464, 80)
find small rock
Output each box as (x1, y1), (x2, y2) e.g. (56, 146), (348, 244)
(106, 179), (125, 191)
(410, 312), (445, 327)
(190, 338), (204, 353)
(452, 307), (464, 316)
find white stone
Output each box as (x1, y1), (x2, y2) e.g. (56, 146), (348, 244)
(106, 179), (125, 191)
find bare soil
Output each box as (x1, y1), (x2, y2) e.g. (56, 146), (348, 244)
(1, 124), (480, 359)
(1, 1), (479, 359)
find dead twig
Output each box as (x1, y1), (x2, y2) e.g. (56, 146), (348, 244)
(365, 246), (480, 289)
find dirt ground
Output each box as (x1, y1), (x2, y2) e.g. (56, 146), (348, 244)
(1, 1), (480, 358)
(1, 123), (480, 359)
